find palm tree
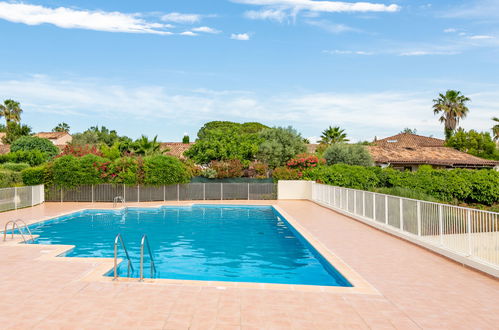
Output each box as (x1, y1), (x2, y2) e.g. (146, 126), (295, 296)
(132, 135), (162, 156)
(319, 126), (349, 144)
(432, 90), (470, 140)
(0, 99), (23, 126)
(492, 117), (499, 142)
(53, 122), (70, 133)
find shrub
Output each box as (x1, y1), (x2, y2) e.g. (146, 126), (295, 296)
(0, 150), (49, 166)
(246, 161), (269, 178)
(257, 127), (307, 168)
(0, 169), (23, 188)
(323, 143), (373, 166)
(59, 144), (104, 157)
(272, 167), (301, 182)
(373, 187), (440, 203)
(201, 168), (217, 179)
(51, 155), (107, 187)
(143, 155), (191, 185)
(1, 162), (30, 172)
(303, 164), (380, 190)
(106, 157), (139, 184)
(210, 159), (244, 178)
(11, 136), (59, 157)
(21, 166), (48, 186)
(287, 153), (325, 170)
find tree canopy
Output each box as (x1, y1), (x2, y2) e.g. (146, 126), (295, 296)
(446, 129), (499, 160)
(433, 90), (470, 140)
(319, 126), (349, 145)
(71, 126), (131, 146)
(257, 126), (306, 168)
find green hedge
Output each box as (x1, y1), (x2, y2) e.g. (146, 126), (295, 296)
(11, 136), (59, 157)
(0, 169), (23, 188)
(51, 155), (107, 187)
(297, 164), (499, 206)
(0, 150), (49, 166)
(143, 155), (191, 185)
(21, 166), (48, 186)
(1, 162), (30, 172)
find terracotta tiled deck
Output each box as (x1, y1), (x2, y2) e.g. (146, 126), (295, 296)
(1, 201), (498, 329)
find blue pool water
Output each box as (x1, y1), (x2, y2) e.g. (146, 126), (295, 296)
(25, 205), (351, 286)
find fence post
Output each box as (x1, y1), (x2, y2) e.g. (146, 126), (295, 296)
(362, 191), (366, 217)
(163, 185), (166, 202)
(247, 183), (250, 201)
(467, 209), (472, 256)
(399, 198), (404, 231)
(384, 195), (389, 225)
(123, 184), (126, 203)
(220, 183), (223, 200)
(60, 187), (63, 203)
(203, 183), (206, 200)
(372, 193), (376, 221)
(354, 190), (357, 214)
(332, 186), (335, 206)
(439, 205), (444, 246)
(14, 187), (18, 210)
(177, 184), (180, 201)
(137, 185), (140, 203)
(346, 189), (349, 211)
(31, 185), (34, 206)
(91, 185), (95, 203)
(417, 201), (421, 236)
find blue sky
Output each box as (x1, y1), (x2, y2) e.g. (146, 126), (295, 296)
(1, 0), (498, 142)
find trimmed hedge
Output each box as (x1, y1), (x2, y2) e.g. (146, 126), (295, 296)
(0, 150), (49, 166)
(21, 166), (48, 186)
(11, 136), (59, 157)
(302, 164), (380, 190)
(0, 169), (23, 188)
(1, 162), (30, 172)
(143, 155), (191, 185)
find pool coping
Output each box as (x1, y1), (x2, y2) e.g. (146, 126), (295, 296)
(1, 203), (378, 295)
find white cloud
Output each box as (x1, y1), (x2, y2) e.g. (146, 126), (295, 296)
(161, 12), (201, 24)
(180, 31), (198, 36)
(444, 28), (457, 33)
(232, 0), (400, 13)
(192, 26), (221, 34)
(0, 2), (172, 35)
(306, 20), (356, 33)
(324, 50), (373, 55)
(231, 33), (251, 40)
(2, 75), (498, 141)
(469, 35), (495, 40)
(399, 50), (460, 56)
(245, 9), (287, 22)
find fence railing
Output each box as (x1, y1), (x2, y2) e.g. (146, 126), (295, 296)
(45, 183), (277, 202)
(311, 183), (499, 274)
(0, 185), (45, 212)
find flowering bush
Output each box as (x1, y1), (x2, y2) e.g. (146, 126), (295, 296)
(287, 153), (324, 170)
(210, 159), (244, 178)
(58, 145), (103, 158)
(271, 167), (302, 182)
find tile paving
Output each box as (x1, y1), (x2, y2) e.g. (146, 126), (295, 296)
(0, 201), (498, 329)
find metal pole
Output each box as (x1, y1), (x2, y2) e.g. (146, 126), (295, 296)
(140, 241), (144, 281)
(399, 198), (404, 231)
(362, 191), (366, 217)
(14, 187), (17, 210)
(114, 242), (118, 280)
(372, 193), (376, 221)
(417, 201), (421, 236)
(439, 205), (444, 246)
(60, 187), (63, 203)
(220, 183), (223, 200)
(203, 183), (206, 200)
(354, 190), (357, 214)
(163, 185), (166, 202)
(123, 184), (126, 203)
(385, 195), (389, 225)
(91, 185), (94, 203)
(177, 184), (180, 201)
(467, 209), (472, 256)
(247, 183), (250, 200)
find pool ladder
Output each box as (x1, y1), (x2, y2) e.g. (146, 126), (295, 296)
(3, 219), (35, 243)
(113, 196), (125, 208)
(113, 234), (156, 281)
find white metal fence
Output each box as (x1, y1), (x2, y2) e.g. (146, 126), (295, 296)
(45, 183), (277, 202)
(0, 185), (45, 212)
(312, 183), (499, 275)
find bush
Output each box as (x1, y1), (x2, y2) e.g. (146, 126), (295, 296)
(287, 153), (324, 170)
(0, 169), (23, 187)
(246, 161), (269, 178)
(21, 166), (48, 186)
(51, 155), (108, 187)
(201, 168), (217, 179)
(272, 167), (301, 182)
(0, 150), (50, 166)
(143, 155), (191, 185)
(11, 136), (59, 157)
(1, 162), (30, 172)
(210, 159), (244, 178)
(323, 143), (373, 166)
(303, 164), (380, 190)
(257, 127), (307, 168)
(59, 144), (104, 157)
(373, 186), (440, 203)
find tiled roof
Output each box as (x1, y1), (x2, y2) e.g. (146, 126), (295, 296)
(35, 132), (70, 139)
(368, 146), (499, 167)
(160, 142), (193, 159)
(374, 133), (445, 148)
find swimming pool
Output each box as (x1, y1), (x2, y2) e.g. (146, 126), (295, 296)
(25, 205), (351, 286)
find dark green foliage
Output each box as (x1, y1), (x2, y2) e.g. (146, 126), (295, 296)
(323, 143), (373, 166)
(107, 157), (140, 184)
(71, 126), (131, 146)
(1, 162), (30, 172)
(196, 121), (268, 140)
(0, 169), (23, 187)
(446, 129), (499, 160)
(21, 166), (48, 186)
(11, 136), (59, 157)
(1, 122), (32, 144)
(303, 164), (380, 190)
(209, 159), (244, 178)
(0, 150), (49, 166)
(143, 155), (191, 185)
(182, 135), (190, 144)
(271, 167), (301, 182)
(51, 155), (107, 187)
(373, 186), (440, 202)
(257, 127), (307, 168)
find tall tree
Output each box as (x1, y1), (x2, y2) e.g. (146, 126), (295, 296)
(53, 122), (70, 133)
(319, 126), (349, 144)
(132, 135), (162, 156)
(432, 90), (470, 140)
(0, 99), (23, 125)
(492, 117), (499, 142)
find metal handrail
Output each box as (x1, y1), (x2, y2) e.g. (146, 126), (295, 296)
(14, 220), (34, 242)
(3, 220), (34, 243)
(113, 196), (125, 208)
(140, 234), (157, 281)
(113, 234), (134, 280)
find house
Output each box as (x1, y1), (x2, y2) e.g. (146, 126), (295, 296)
(160, 142), (193, 159)
(34, 132), (72, 145)
(369, 133), (499, 171)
